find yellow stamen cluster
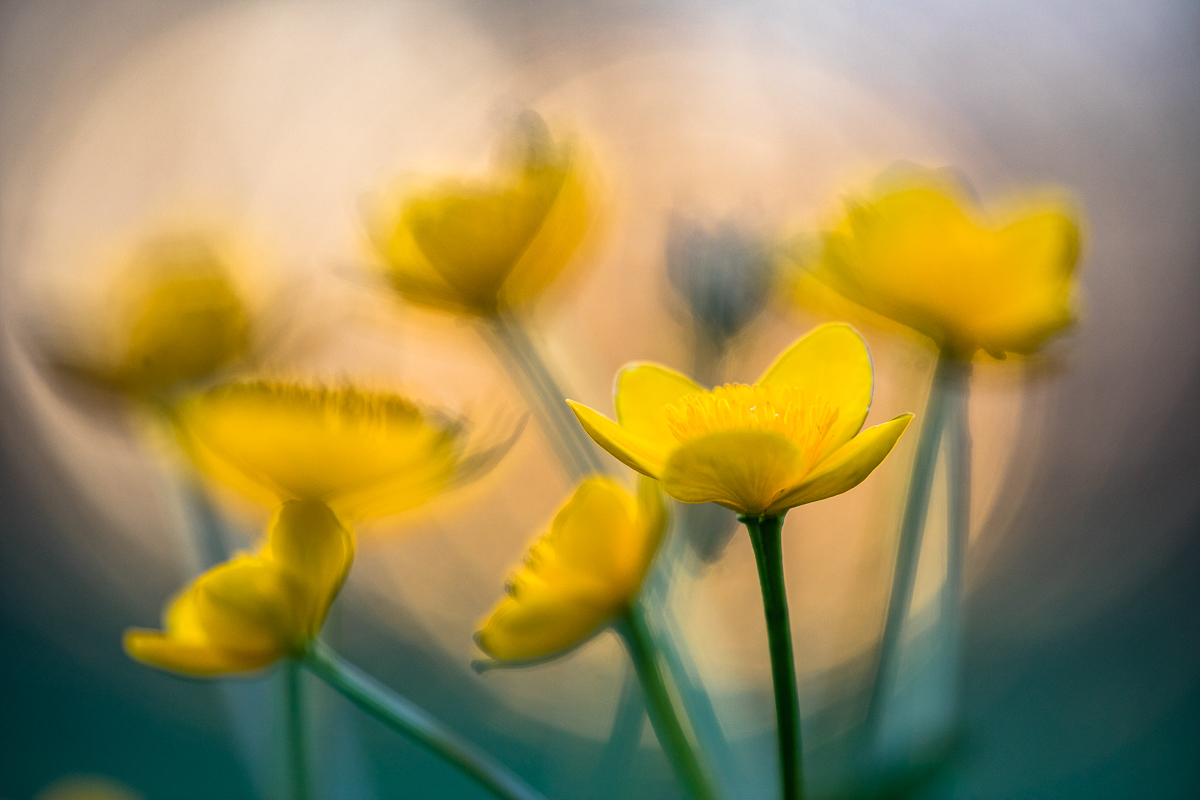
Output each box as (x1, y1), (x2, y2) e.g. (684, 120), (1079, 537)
(666, 383), (841, 469)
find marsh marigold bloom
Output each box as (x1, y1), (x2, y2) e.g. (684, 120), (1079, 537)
(59, 234), (251, 400)
(477, 477), (665, 661)
(125, 499), (351, 674)
(368, 112), (591, 316)
(568, 323), (912, 516)
(810, 170), (1081, 358)
(172, 381), (501, 521)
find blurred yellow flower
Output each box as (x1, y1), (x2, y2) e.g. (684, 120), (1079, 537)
(808, 170), (1081, 358)
(125, 499), (351, 675)
(173, 381), (502, 521)
(476, 477), (665, 661)
(58, 233), (251, 400)
(569, 323), (912, 516)
(368, 112), (591, 316)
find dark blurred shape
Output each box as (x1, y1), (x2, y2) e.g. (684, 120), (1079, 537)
(666, 215), (775, 384)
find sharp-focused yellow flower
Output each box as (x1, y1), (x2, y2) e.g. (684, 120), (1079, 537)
(809, 170), (1081, 358)
(368, 113), (591, 316)
(173, 381), (499, 521)
(125, 499), (352, 675)
(568, 323), (912, 516)
(477, 477), (665, 661)
(61, 234), (251, 400)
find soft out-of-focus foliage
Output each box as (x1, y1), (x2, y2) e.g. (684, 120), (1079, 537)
(569, 323), (911, 515)
(368, 111), (592, 316)
(797, 167), (1081, 359)
(477, 476), (665, 661)
(124, 499), (352, 675)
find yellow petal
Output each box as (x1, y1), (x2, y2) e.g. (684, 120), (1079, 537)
(500, 155), (591, 308)
(757, 323), (873, 451)
(567, 400), (667, 477)
(766, 413), (912, 513)
(541, 478), (638, 583)
(661, 429), (804, 515)
(476, 590), (614, 662)
(266, 499), (354, 639)
(174, 383), (460, 518)
(614, 363), (704, 458)
(192, 557), (301, 654)
(123, 629), (276, 676)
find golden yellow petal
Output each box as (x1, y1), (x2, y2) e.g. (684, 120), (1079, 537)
(123, 629), (276, 676)
(567, 400), (668, 477)
(500, 156), (591, 308)
(191, 557), (302, 654)
(266, 499), (354, 639)
(758, 323), (874, 451)
(174, 383), (460, 517)
(634, 475), (667, 579)
(766, 413), (912, 513)
(964, 210), (1079, 354)
(660, 429), (805, 515)
(476, 591), (615, 662)
(541, 478), (638, 584)
(614, 363), (704, 457)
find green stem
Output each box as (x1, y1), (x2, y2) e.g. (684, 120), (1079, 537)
(943, 361), (973, 705)
(865, 354), (965, 731)
(302, 640), (547, 800)
(286, 660), (311, 800)
(618, 607), (719, 800)
(741, 513), (804, 800)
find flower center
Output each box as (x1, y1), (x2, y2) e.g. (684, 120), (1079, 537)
(666, 383), (841, 469)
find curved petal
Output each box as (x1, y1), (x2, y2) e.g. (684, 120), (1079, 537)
(614, 363), (704, 455)
(661, 429), (804, 515)
(766, 413), (912, 514)
(757, 323), (873, 451)
(192, 557), (301, 654)
(267, 500), (354, 639)
(543, 478), (637, 584)
(476, 590), (614, 662)
(173, 383), (461, 518)
(567, 401), (669, 477)
(123, 630), (276, 676)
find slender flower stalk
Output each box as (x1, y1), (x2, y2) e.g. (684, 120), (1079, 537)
(617, 606), (717, 800)
(865, 356), (969, 732)
(484, 311), (606, 481)
(285, 660), (311, 800)
(740, 513), (804, 800)
(301, 641), (546, 800)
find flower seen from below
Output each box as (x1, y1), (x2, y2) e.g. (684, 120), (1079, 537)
(569, 323), (912, 516)
(173, 381), (510, 521)
(807, 168), (1081, 358)
(55, 233), (251, 401)
(124, 499), (351, 675)
(368, 111), (591, 316)
(476, 477), (665, 661)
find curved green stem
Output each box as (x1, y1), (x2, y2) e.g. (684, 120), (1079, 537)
(484, 312), (607, 482)
(866, 354), (966, 731)
(943, 361), (973, 708)
(618, 607), (720, 800)
(741, 513), (804, 800)
(285, 660), (311, 800)
(302, 640), (547, 800)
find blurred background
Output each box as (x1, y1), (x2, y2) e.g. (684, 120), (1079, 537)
(1, 1), (1198, 798)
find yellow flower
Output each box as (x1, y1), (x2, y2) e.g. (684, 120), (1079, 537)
(59, 233), (251, 400)
(125, 499), (352, 675)
(476, 477), (665, 661)
(173, 381), (502, 521)
(809, 170), (1081, 358)
(568, 323), (912, 516)
(368, 113), (591, 316)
